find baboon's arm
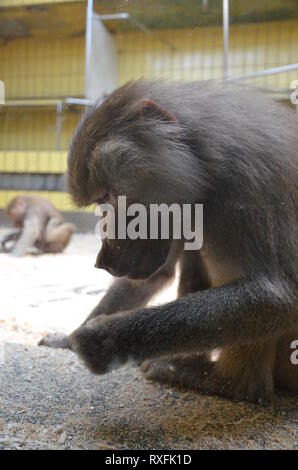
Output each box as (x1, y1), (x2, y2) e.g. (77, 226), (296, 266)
(39, 241), (182, 349)
(69, 276), (296, 374)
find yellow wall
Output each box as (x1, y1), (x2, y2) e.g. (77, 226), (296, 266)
(0, 107), (82, 151)
(0, 16), (297, 211)
(1, 19), (297, 151)
(0, 37), (85, 99)
(0, 189), (79, 212)
(2, 19), (297, 101)
(1, 20), (297, 152)
(0, 150), (67, 173)
(0, 150), (93, 211)
(116, 20), (298, 89)
(0, 0), (82, 6)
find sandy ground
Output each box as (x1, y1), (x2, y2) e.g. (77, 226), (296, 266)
(1, 342), (298, 450)
(0, 229), (177, 346)
(0, 230), (107, 345)
(0, 229), (297, 450)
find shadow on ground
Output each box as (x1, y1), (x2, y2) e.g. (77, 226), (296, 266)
(0, 342), (297, 449)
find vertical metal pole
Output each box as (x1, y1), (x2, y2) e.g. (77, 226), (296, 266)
(56, 102), (63, 151)
(223, 0), (229, 81)
(84, 0), (93, 98)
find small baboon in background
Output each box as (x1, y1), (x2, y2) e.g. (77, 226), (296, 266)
(2, 195), (75, 256)
(41, 79), (297, 403)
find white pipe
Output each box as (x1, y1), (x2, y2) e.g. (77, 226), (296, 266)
(228, 63), (298, 81)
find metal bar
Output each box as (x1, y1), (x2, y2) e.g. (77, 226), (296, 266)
(84, 0), (94, 98)
(64, 98), (94, 106)
(94, 11), (175, 51)
(56, 102), (63, 151)
(2, 99), (61, 107)
(129, 16), (176, 51)
(1, 98), (94, 108)
(223, 0), (229, 81)
(228, 62), (298, 81)
(95, 13), (130, 21)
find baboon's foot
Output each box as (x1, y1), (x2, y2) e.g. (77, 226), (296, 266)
(141, 351), (274, 404)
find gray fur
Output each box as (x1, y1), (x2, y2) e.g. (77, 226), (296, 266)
(58, 79), (297, 403)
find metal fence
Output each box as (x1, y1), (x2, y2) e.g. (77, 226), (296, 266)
(0, 0), (297, 212)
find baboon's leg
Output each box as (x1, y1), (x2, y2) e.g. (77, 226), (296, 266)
(43, 218), (75, 253)
(11, 216), (41, 257)
(178, 250), (211, 297)
(141, 249), (212, 381)
(274, 328), (298, 393)
(1, 231), (21, 252)
(141, 251), (212, 392)
(154, 252), (275, 403)
(146, 255), (276, 405)
(142, 339), (276, 403)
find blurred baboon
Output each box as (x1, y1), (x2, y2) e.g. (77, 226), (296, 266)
(2, 195), (75, 256)
(41, 80), (297, 403)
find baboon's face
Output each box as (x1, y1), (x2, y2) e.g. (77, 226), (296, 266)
(67, 88), (183, 279)
(93, 190), (173, 279)
(6, 197), (27, 227)
(95, 237), (171, 280)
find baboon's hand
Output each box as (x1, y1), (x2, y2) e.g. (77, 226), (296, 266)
(38, 332), (70, 349)
(68, 315), (130, 374)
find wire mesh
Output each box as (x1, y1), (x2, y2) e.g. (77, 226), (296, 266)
(0, 0), (297, 212)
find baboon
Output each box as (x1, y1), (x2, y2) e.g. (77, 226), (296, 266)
(2, 195), (75, 256)
(40, 80), (297, 403)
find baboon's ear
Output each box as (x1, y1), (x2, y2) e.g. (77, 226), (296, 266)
(138, 98), (177, 123)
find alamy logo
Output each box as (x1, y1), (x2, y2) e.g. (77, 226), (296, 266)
(290, 80), (298, 105)
(290, 340), (298, 365)
(95, 196), (203, 250)
(0, 80), (4, 104)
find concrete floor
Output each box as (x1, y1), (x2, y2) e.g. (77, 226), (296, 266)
(0, 230), (297, 449)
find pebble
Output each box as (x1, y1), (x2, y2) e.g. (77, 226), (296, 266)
(59, 431), (67, 444)
(53, 426), (64, 435)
